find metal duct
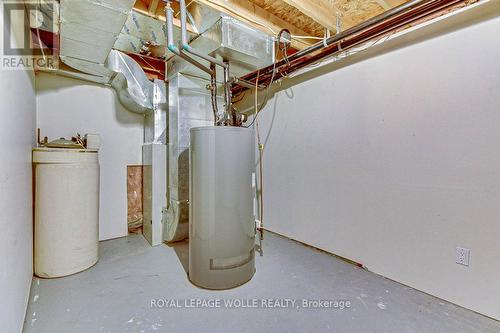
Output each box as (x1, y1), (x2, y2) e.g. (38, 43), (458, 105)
(145, 80), (168, 145)
(51, 0), (157, 114)
(59, 0), (135, 64)
(105, 50), (154, 113)
(143, 79), (168, 247)
(163, 73), (223, 242)
(41, 0), (273, 114)
(39, 50), (156, 115)
(113, 6), (197, 59)
(168, 14), (275, 78)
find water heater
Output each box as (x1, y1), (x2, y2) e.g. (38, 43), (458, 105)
(189, 126), (255, 289)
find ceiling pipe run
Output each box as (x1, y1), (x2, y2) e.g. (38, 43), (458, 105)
(232, 0), (472, 95)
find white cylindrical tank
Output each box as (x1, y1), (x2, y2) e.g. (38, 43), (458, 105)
(33, 148), (100, 278)
(189, 126), (255, 289)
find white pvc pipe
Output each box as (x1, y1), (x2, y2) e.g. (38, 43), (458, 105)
(165, 4), (213, 75)
(179, 0), (227, 69)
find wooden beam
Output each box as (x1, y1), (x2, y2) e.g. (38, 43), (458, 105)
(280, 0), (356, 32)
(193, 0), (312, 49)
(148, 0), (160, 15)
(132, 4), (197, 33)
(386, 0), (408, 7)
(374, 0), (406, 10)
(375, 0), (391, 10)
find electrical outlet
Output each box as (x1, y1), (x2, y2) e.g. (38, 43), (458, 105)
(456, 247), (471, 267)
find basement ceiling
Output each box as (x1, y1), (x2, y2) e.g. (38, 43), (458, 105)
(133, 0), (409, 49)
(33, 0), (475, 83)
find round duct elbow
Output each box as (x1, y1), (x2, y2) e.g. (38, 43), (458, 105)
(106, 50), (154, 114)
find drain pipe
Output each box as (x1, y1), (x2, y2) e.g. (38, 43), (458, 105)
(165, 1), (213, 76)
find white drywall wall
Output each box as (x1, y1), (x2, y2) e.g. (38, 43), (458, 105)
(36, 73), (144, 240)
(258, 2), (500, 320)
(0, 5), (36, 333)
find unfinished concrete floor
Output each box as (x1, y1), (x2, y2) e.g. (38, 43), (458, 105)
(23, 233), (500, 333)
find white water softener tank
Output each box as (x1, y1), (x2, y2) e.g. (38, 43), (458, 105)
(33, 148), (99, 278)
(189, 126), (255, 289)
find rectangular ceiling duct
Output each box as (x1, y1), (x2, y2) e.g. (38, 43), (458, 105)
(194, 15), (275, 69)
(169, 14), (275, 78)
(59, 0), (135, 64)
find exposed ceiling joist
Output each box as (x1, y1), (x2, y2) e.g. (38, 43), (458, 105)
(148, 0), (160, 14)
(133, 2), (197, 33)
(280, 0), (345, 32)
(132, 0), (409, 53)
(375, 0), (392, 10)
(374, 0), (406, 10)
(385, 0), (408, 6)
(246, 0), (326, 37)
(193, 0), (313, 49)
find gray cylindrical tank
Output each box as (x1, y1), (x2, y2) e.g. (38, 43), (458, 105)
(189, 126), (255, 289)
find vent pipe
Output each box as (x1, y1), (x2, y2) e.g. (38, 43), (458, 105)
(165, 0), (236, 125)
(165, 3), (213, 76)
(179, 0), (227, 69)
